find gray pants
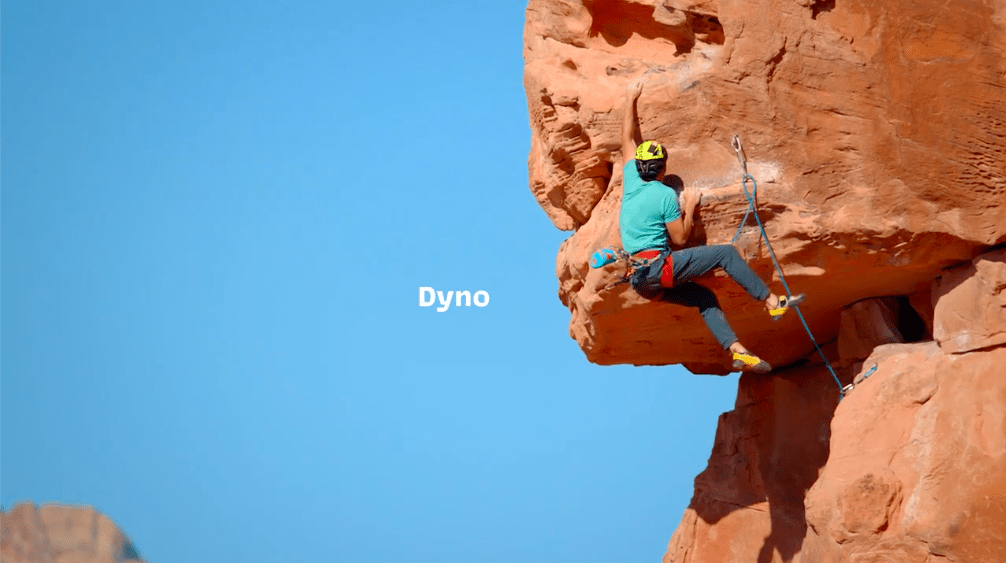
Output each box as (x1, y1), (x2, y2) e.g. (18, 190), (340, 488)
(661, 245), (770, 349)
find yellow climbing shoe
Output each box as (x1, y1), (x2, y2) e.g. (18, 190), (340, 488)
(769, 293), (806, 321)
(733, 352), (772, 373)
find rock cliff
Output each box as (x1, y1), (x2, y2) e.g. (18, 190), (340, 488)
(663, 249), (1006, 562)
(523, 0), (1006, 561)
(1, 503), (143, 563)
(525, 0), (1006, 374)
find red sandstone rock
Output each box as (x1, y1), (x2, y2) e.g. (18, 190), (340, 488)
(663, 362), (839, 563)
(0, 503), (143, 563)
(836, 297), (905, 367)
(802, 342), (1006, 563)
(524, 0), (1006, 373)
(526, 1), (1006, 560)
(933, 248), (1006, 354)
(658, 259), (1006, 561)
(663, 342), (1006, 563)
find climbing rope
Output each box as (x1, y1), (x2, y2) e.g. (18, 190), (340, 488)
(730, 135), (848, 399)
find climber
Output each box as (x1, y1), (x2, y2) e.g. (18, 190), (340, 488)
(618, 78), (804, 373)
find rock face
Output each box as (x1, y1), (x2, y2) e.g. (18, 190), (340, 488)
(524, 0), (1006, 374)
(524, 1), (1006, 561)
(801, 342), (1006, 563)
(662, 249), (1006, 562)
(664, 340), (1006, 563)
(1, 503), (143, 563)
(659, 251), (1006, 563)
(933, 251), (1006, 354)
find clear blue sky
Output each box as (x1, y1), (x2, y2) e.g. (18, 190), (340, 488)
(2, 2), (739, 562)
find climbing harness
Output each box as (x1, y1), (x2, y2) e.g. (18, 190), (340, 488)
(591, 247), (658, 290)
(730, 135), (849, 400)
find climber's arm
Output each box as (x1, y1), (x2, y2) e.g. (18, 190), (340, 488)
(622, 79), (644, 167)
(666, 217), (693, 247)
(665, 187), (701, 247)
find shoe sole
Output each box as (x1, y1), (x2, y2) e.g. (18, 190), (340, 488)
(733, 359), (772, 374)
(770, 293), (806, 321)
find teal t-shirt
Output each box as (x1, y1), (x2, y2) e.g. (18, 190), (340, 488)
(619, 160), (681, 254)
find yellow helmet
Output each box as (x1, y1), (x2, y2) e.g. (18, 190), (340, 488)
(635, 141), (666, 161)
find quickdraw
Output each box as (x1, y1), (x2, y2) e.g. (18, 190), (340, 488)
(842, 363), (878, 395)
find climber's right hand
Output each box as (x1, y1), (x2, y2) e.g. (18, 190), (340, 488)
(681, 187), (702, 211)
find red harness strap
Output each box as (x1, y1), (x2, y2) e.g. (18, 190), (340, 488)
(633, 249), (675, 288)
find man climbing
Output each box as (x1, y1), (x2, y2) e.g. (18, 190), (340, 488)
(619, 78), (804, 373)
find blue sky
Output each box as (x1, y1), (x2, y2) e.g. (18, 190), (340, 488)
(2, 2), (739, 561)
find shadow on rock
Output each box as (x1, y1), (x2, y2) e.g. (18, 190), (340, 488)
(665, 363), (846, 563)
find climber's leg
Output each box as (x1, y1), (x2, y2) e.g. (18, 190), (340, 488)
(661, 282), (738, 350)
(662, 281), (773, 373)
(671, 245), (770, 301)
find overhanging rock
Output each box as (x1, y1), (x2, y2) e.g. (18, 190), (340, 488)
(524, 0), (1006, 374)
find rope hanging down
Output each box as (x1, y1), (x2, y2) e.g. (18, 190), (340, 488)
(729, 135), (848, 399)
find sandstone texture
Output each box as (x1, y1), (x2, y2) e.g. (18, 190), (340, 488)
(664, 340), (1006, 563)
(801, 342), (1006, 563)
(660, 252), (1006, 562)
(524, 0), (1006, 374)
(1, 503), (143, 563)
(933, 249), (1006, 354)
